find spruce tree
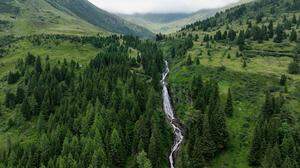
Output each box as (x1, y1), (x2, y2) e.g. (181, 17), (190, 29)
(136, 150), (152, 168)
(290, 29), (297, 42)
(35, 56), (42, 75)
(20, 97), (31, 120)
(274, 24), (285, 43)
(16, 87), (25, 104)
(280, 74), (287, 86)
(224, 88), (234, 117)
(237, 30), (245, 51)
(186, 54), (192, 66)
(148, 124), (162, 168)
(110, 128), (125, 166)
(208, 82), (228, 150)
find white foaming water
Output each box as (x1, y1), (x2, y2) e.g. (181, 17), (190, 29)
(161, 61), (184, 168)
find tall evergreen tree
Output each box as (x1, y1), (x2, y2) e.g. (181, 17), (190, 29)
(136, 150), (152, 168)
(224, 88), (234, 117)
(20, 97), (31, 120)
(208, 82), (228, 150)
(110, 128), (125, 166)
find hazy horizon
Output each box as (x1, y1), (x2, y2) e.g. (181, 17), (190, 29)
(88, 0), (240, 14)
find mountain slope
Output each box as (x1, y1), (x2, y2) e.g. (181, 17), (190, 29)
(47, 0), (154, 38)
(120, 10), (218, 34)
(0, 0), (154, 38)
(160, 0), (300, 167)
(120, 0), (253, 34)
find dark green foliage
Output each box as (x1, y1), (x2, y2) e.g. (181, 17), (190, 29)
(207, 82), (228, 150)
(224, 88), (234, 117)
(181, 76), (229, 166)
(280, 74), (287, 86)
(25, 52), (36, 66)
(0, 35), (171, 167)
(20, 97), (31, 120)
(110, 128), (125, 166)
(290, 29), (298, 42)
(7, 71), (20, 84)
(288, 44), (300, 74)
(249, 94), (300, 167)
(186, 55), (192, 65)
(214, 30), (222, 41)
(34, 56), (43, 75)
(15, 86), (25, 104)
(228, 29), (236, 41)
(274, 24), (285, 43)
(268, 20), (274, 38)
(4, 91), (16, 108)
(136, 150), (152, 168)
(237, 30), (245, 51)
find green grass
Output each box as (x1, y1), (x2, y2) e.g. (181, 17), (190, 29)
(167, 40), (300, 167)
(0, 0), (109, 37)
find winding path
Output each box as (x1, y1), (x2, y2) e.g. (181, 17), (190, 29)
(161, 61), (184, 168)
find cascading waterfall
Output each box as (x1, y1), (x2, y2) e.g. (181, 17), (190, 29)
(161, 61), (184, 168)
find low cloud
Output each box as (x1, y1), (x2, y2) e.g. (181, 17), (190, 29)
(88, 0), (240, 14)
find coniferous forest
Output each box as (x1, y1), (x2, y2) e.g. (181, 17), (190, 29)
(0, 0), (300, 167)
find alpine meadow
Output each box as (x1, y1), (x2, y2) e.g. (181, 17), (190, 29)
(0, 0), (299, 168)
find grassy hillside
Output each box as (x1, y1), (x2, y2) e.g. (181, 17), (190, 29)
(0, 0), (154, 38)
(47, 0), (154, 38)
(0, 0), (107, 36)
(160, 0), (300, 167)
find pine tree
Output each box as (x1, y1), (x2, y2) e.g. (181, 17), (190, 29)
(290, 29), (298, 42)
(148, 123), (162, 167)
(110, 128), (125, 166)
(136, 150), (152, 168)
(228, 29), (236, 41)
(274, 24), (285, 43)
(16, 87), (25, 104)
(208, 82), (228, 150)
(214, 30), (222, 41)
(280, 74), (287, 86)
(282, 156), (298, 168)
(90, 148), (106, 168)
(36, 111), (46, 133)
(249, 125), (264, 165)
(292, 14), (297, 24)
(186, 54), (192, 66)
(224, 88), (234, 117)
(237, 30), (245, 51)
(20, 97), (31, 120)
(195, 57), (200, 65)
(35, 56), (42, 75)
(5, 91), (16, 108)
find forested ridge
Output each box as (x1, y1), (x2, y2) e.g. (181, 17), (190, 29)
(0, 35), (171, 167)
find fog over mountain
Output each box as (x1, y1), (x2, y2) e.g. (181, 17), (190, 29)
(88, 0), (240, 14)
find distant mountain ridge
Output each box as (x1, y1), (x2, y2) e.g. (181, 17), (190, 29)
(119, 0), (253, 34)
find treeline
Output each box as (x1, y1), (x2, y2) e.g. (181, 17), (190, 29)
(249, 93), (300, 167)
(182, 0), (300, 32)
(212, 15), (298, 44)
(176, 74), (231, 167)
(1, 36), (172, 167)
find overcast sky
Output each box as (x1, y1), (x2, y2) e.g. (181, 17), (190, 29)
(88, 0), (240, 14)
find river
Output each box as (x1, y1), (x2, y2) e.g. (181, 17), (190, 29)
(161, 61), (184, 168)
